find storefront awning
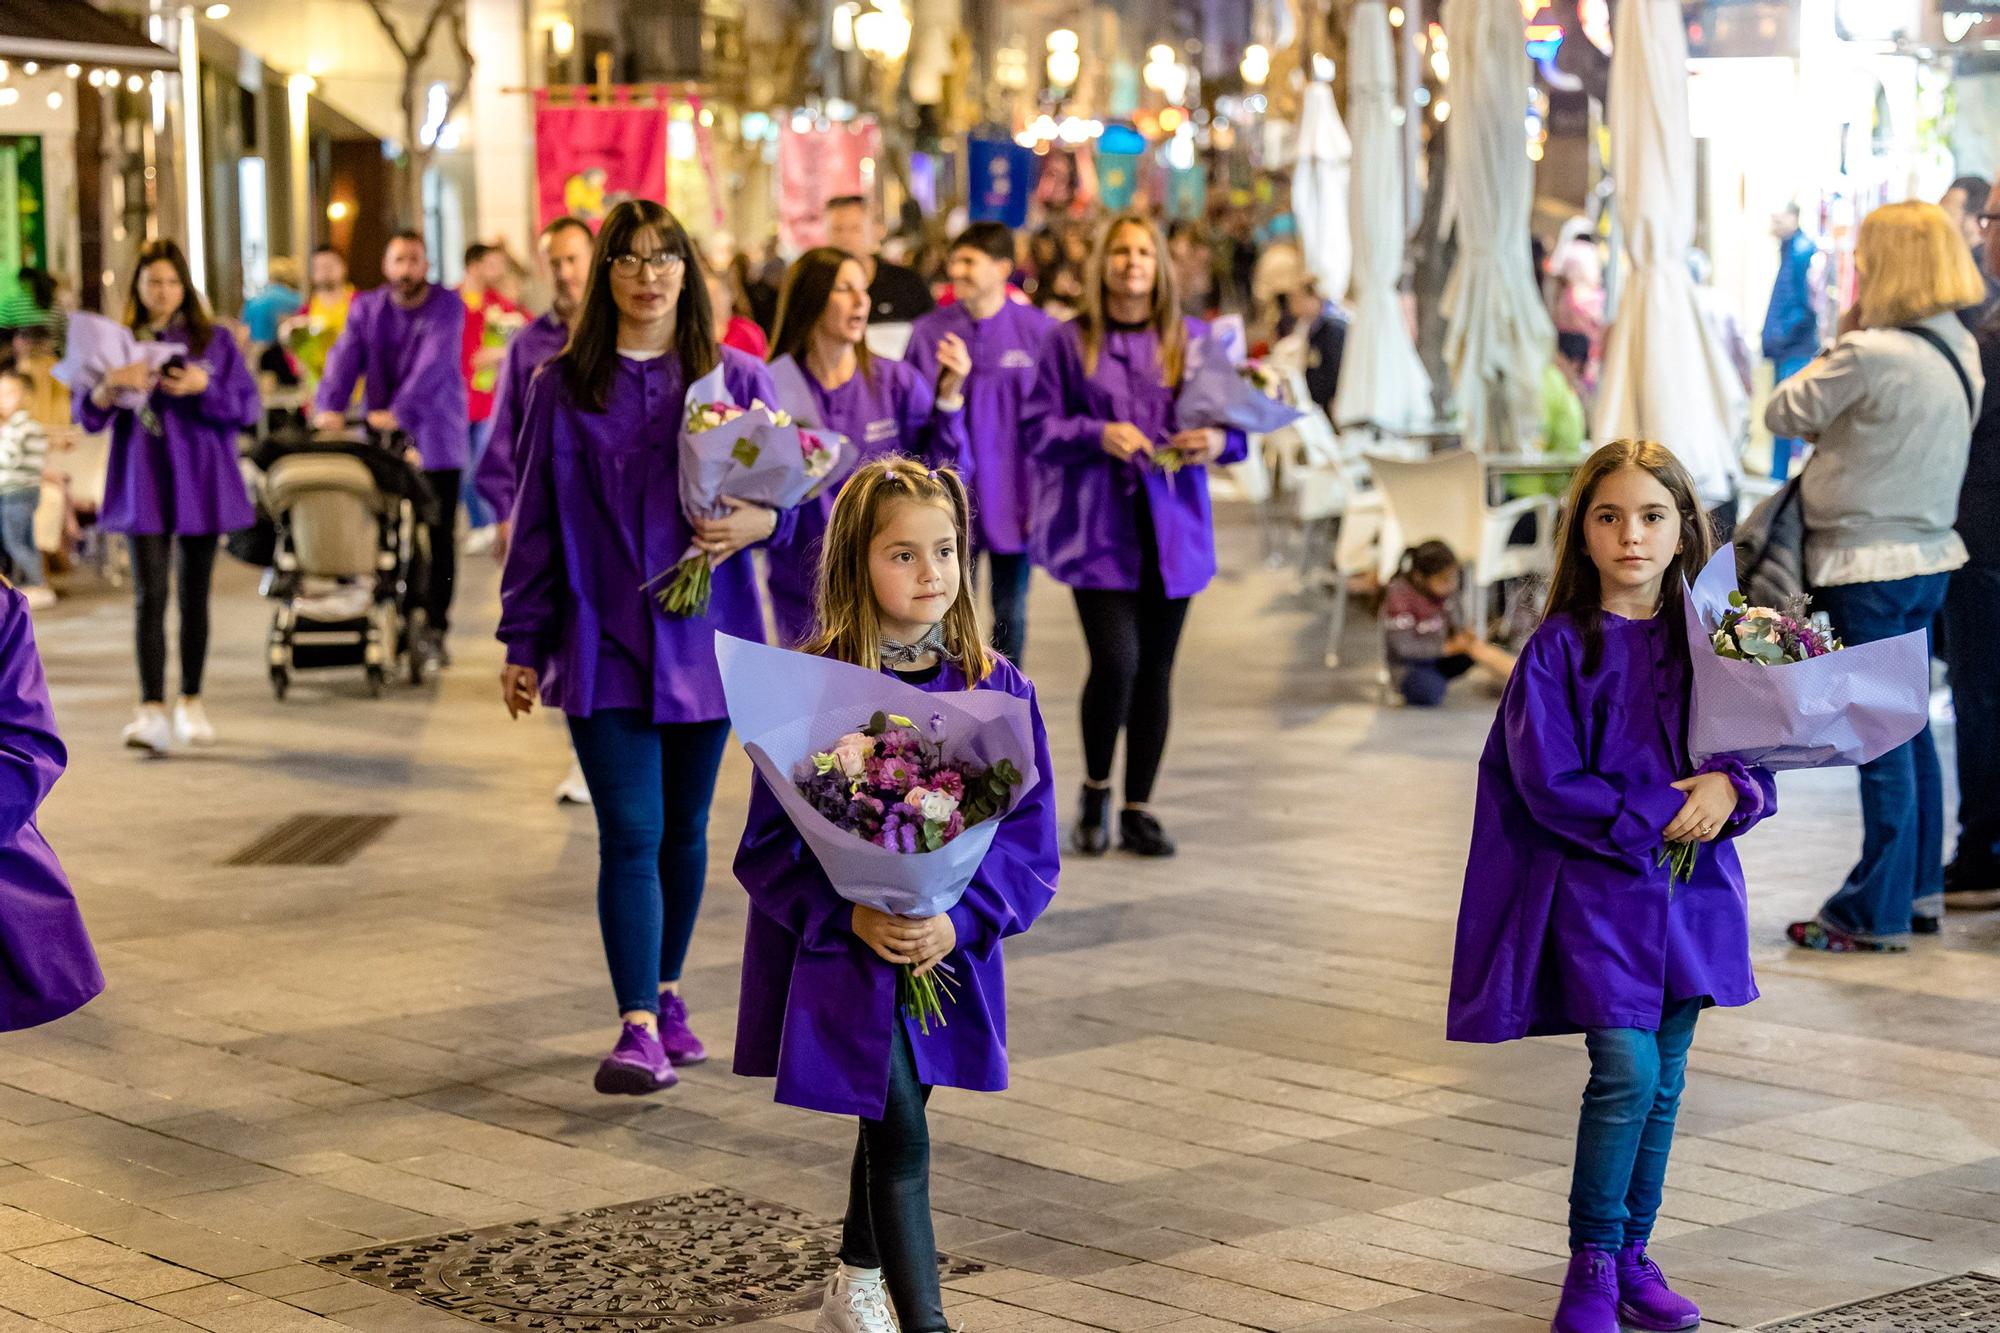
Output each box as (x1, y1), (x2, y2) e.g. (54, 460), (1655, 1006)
(0, 0), (177, 72)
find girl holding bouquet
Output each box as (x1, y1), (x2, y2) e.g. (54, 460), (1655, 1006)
(1448, 441), (1777, 1333)
(497, 200), (787, 1097)
(734, 458), (1059, 1333)
(1021, 212), (1247, 859)
(764, 248), (971, 647)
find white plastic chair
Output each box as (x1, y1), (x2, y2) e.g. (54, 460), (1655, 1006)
(1364, 449), (1559, 629)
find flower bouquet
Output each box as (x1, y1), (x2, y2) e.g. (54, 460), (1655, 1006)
(1159, 338), (1303, 473)
(644, 364), (845, 617)
(715, 634), (1042, 1032)
(471, 304), (527, 394)
(50, 312), (182, 411)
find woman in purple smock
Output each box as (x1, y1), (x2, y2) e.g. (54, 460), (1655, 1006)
(734, 460), (1058, 1333)
(0, 577), (103, 1032)
(763, 247), (970, 647)
(1447, 441), (1778, 1333)
(497, 200), (787, 1097)
(1020, 212), (1246, 859)
(75, 240), (258, 756)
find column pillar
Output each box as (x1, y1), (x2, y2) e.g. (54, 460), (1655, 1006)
(468, 0), (533, 252)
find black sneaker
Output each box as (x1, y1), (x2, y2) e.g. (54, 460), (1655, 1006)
(1070, 785), (1111, 856)
(1942, 859), (2000, 911)
(1911, 914), (1941, 935)
(1118, 808), (1176, 858)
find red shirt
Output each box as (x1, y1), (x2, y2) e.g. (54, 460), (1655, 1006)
(722, 315), (769, 360)
(461, 286), (524, 423)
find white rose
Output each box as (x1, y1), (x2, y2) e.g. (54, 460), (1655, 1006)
(919, 789), (959, 823)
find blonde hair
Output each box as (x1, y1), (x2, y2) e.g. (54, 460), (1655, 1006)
(802, 458), (994, 684)
(1855, 201), (1988, 329)
(1077, 213), (1187, 385)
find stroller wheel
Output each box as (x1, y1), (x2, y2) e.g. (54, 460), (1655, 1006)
(367, 665), (386, 698)
(270, 666), (289, 700)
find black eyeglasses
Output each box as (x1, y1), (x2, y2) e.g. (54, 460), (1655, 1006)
(609, 252), (685, 277)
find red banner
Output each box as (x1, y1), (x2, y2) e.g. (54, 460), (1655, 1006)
(534, 93), (667, 230)
(776, 121), (881, 253)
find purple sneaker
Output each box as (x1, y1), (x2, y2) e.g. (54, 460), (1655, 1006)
(656, 991), (708, 1067)
(1617, 1242), (1701, 1331)
(593, 1021), (677, 1095)
(1552, 1249), (1619, 1333)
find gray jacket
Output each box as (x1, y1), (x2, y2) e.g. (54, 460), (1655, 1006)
(1764, 311), (1982, 571)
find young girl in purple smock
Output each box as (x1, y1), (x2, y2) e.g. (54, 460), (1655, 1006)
(1446, 441), (1777, 1333)
(733, 458), (1059, 1333)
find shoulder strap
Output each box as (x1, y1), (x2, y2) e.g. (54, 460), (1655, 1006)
(1901, 324), (1976, 419)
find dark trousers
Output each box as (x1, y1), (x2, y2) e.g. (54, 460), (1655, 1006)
(423, 468), (461, 634)
(840, 1023), (944, 1332)
(131, 533), (219, 704)
(1399, 654), (1473, 707)
(1942, 564), (2000, 873)
(1073, 581), (1191, 807)
(986, 550), (1032, 665)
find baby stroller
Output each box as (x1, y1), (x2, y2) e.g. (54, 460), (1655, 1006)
(248, 423), (438, 698)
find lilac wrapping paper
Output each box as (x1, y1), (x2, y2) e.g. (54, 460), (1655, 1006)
(765, 355), (858, 487)
(1174, 336), (1305, 436)
(716, 632), (1043, 919)
(50, 312), (182, 408)
(1682, 546), (1929, 770)
(674, 363), (844, 564)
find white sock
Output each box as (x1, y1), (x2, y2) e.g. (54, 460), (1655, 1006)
(838, 1263), (882, 1285)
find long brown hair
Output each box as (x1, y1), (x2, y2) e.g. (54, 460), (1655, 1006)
(1077, 213), (1186, 384)
(802, 457), (993, 684)
(559, 199), (716, 413)
(124, 239), (215, 354)
(769, 247), (875, 386)
(1542, 439), (1713, 674)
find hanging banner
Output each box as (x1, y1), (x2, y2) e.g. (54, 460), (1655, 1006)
(1097, 152), (1141, 211)
(777, 121), (882, 253)
(1167, 164), (1207, 221)
(967, 138), (1033, 228)
(534, 93), (668, 230)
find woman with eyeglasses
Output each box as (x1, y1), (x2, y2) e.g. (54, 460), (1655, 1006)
(498, 200), (788, 1097)
(763, 246), (971, 646)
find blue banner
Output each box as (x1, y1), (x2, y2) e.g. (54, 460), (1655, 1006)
(1167, 164), (1207, 221)
(1098, 152), (1141, 211)
(968, 138), (1033, 228)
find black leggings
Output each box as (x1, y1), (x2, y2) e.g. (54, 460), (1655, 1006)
(422, 468), (461, 634)
(131, 533), (219, 704)
(840, 1024), (943, 1332)
(1073, 583), (1192, 806)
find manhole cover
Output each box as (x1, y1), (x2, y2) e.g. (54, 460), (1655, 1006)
(226, 814), (396, 866)
(312, 1186), (983, 1329)
(1758, 1273), (2000, 1331)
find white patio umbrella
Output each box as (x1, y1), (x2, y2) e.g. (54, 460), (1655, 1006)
(1292, 79), (1352, 305)
(1441, 0), (1554, 454)
(1593, 0), (1742, 506)
(1332, 0), (1433, 435)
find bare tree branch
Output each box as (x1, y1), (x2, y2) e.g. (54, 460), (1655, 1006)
(364, 0), (415, 62)
(439, 2), (474, 132)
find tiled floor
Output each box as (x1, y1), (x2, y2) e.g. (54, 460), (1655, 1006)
(2, 513), (1997, 1332)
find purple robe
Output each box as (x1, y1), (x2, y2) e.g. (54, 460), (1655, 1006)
(72, 325), (258, 536)
(0, 587), (103, 1031)
(764, 356), (970, 645)
(905, 301), (1057, 555)
(473, 311), (569, 519)
(1447, 612), (1778, 1043)
(733, 655), (1059, 1117)
(1021, 318), (1248, 599)
(497, 348), (789, 724)
(314, 285), (470, 471)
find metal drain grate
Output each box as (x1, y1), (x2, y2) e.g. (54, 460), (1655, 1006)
(1758, 1273), (2000, 1331)
(312, 1187), (983, 1330)
(226, 814), (397, 867)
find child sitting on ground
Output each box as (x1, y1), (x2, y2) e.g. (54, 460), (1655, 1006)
(1381, 540), (1516, 706)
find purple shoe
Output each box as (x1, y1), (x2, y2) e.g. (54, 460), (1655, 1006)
(593, 1021), (677, 1095)
(1617, 1242), (1701, 1331)
(656, 991), (708, 1067)
(1552, 1249), (1619, 1333)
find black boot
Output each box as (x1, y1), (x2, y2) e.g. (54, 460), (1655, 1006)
(1071, 784), (1111, 856)
(1119, 807), (1176, 858)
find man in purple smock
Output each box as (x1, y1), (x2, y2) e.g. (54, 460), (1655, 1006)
(906, 222), (1055, 664)
(314, 230), (468, 667)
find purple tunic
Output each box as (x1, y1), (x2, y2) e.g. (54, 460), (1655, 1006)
(314, 285), (470, 471)
(73, 325), (258, 536)
(498, 348), (788, 724)
(0, 587), (103, 1031)
(473, 311), (569, 519)
(1447, 612), (1778, 1043)
(1021, 319), (1249, 600)
(733, 655), (1059, 1117)
(905, 301), (1057, 555)
(764, 356), (970, 645)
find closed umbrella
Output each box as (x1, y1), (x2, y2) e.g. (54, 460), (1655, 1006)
(1441, 0), (1553, 454)
(1292, 80), (1352, 305)
(1333, 0), (1433, 434)
(1593, 0), (1741, 506)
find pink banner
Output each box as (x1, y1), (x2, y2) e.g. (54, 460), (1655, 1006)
(534, 93), (668, 230)
(777, 121), (882, 253)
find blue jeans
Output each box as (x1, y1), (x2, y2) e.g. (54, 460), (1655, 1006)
(1770, 355), (1812, 480)
(1814, 572), (1952, 938)
(1570, 997), (1703, 1252)
(986, 550), (1032, 665)
(1942, 564), (2000, 873)
(566, 710), (731, 1015)
(463, 418), (496, 530)
(0, 486), (41, 587)
(1399, 654), (1473, 707)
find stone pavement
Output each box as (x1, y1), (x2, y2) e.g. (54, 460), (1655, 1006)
(2, 512), (1998, 1332)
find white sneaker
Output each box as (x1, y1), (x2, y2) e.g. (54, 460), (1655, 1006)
(21, 586), (55, 610)
(554, 759), (593, 806)
(813, 1269), (896, 1333)
(123, 706), (173, 755)
(463, 525), (497, 556)
(173, 698), (216, 747)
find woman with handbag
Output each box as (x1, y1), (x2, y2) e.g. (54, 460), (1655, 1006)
(1763, 201), (1986, 951)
